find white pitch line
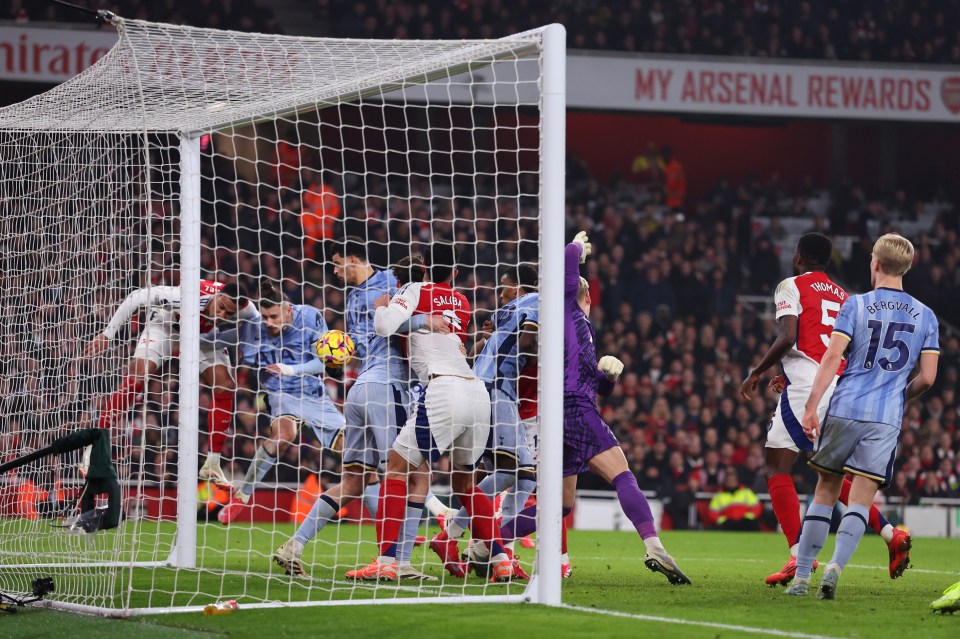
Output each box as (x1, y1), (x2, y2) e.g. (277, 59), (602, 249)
(577, 556), (960, 576)
(564, 604), (844, 639)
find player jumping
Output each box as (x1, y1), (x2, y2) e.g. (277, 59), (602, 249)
(211, 280), (346, 524)
(85, 280), (256, 488)
(498, 232), (691, 586)
(347, 242), (512, 582)
(739, 233), (911, 585)
(786, 234), (939, 600)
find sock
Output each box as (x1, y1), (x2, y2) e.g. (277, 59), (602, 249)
(377, 479), (407, 558)
(239, 446), (277, 496)
(642, 536), (665, 553)
(795, 503), (832, 580)
(397, 500), (424, 564)
(830, 503), (868, 569)
(501, 477), (537, 526)
(611, 470), (657, 540)
(424, 493), (448, 518)
(501, 504), (537, 542)
(561, 508), (570, 555)
(294, 493), (339, 545)
(767, 473), (801, 548)
(461, 486), (507, 558)
(838, 478), (890, 537)
(207, 452), (221, 466)
(98, 376), (144, 429)
(208, 391), (234, 455)
(449, 472), (516, 536)
(363, 482), (381, 520)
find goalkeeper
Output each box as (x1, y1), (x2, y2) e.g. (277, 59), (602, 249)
(499, 232), (691, 586)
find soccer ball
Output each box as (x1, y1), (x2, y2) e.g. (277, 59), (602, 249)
(315, 330), (355, 368)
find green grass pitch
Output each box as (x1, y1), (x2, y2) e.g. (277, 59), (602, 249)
(3, 525), (959, 638)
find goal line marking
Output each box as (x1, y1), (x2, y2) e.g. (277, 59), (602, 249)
(563, 604), (844, 639)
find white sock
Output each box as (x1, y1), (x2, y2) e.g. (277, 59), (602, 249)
(207, 452), (221, 466)
(643, 536), (665, 553)
(376, 555), (397, 566)
(424, 493), (448, 518)
(790, 543), (799, 558)
(240, 445), (277, 495)
(880, 524), (894, 544)
(560, 552), (570, 564)
(445, 519), (466, 541)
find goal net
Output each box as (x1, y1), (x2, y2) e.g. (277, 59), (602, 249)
(0, 17), (565, 615)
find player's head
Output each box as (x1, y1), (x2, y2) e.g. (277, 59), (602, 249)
(871, 233), (914, 285)
(499, 264), (538, 305)
(794, 232), (833, 273)
(392, 253), (426, 287)
(577, 276), (591, 315)
(208, 281), (249, 322)
(258, 279), (292, 336)
(330, 236), (373, 286)
(425, 242), (457, 284)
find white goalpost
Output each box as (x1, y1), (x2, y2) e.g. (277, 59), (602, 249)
(0, 16), (565, 615)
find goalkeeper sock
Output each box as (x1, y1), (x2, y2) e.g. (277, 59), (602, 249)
(612, 470), (657, 540)
(363, 481), (381, 519)
(207, 391), (234, 455)
(449, 471), (515, 538)
(397, 500), (424, 565)
(838, 477), (891, 539)
(239, 446), (277, 496)
(293, 493), (339, 546)
(767, 473), (801, 548)
(97, 376), (144, 429)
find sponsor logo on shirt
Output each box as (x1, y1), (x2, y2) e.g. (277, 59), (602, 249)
(776, 300), (792, 311)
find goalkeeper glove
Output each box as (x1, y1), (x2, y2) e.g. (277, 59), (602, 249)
(572, 231), (592, 263)
(597, 355), (624, 380)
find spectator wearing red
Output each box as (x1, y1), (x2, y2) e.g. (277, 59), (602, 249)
(661, 146), (686, 211)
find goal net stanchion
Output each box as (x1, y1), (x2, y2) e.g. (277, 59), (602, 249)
(0, 17), (565, 615)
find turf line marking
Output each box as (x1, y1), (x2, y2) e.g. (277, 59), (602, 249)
(564, 604), (843, 639)
(577, 556), (960, 576)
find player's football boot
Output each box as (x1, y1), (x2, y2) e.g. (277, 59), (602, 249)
(217, 493), (250, 525)
(510, 556), (531, 580)
(817, 563), (841, 600)
(463, 541), (492, 579)
(520, 534), (536, 549)
(345, 559), (398, 581)
(561, 562), (573, 579)
(430, 533), (467, 578)
(397, 564), (438, 581)
(887, 527), (912, 579)
(644, 549), (692, 585)
(198, 460), (233, 491)
(930, 580), (960, 614)
(490, 557), (515, 583)
(273, 540), (307, 578)
(783, 577), (810, 596)
(765, 557), (819, 586)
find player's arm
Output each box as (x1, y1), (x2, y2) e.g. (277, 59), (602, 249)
(565, 231), (592, 296)
(740, 315), (797, 400)
(86, 286), (178, 356)
(596, 355), (624, 397)
(373, 283), (419, 337)
(904, 352), (939, 403)
(800, 333), (847, 440)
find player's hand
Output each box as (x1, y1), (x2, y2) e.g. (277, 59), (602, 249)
(84, 334), (110, 358)
(768, 374), (787, 394)
(423, 314), (452, 334)
(801, 410), (820, 442)
(597, 355), (624, 380)
(373, 294), (391, 308)
(572, 231), (592, 263)
(266, 363), (295, 377)
(739, 371), (760, 401)
(480, 320), (494, 338)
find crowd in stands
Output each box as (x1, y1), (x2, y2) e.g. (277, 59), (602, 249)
(14, 0), (960, 66)
(8, 0), (281, 33)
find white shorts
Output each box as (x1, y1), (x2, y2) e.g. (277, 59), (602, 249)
(766, 378), (837, 453)
(393, 376), (491, 469)
(522, 416), (539, 465)
(133, 308), (229, 372)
